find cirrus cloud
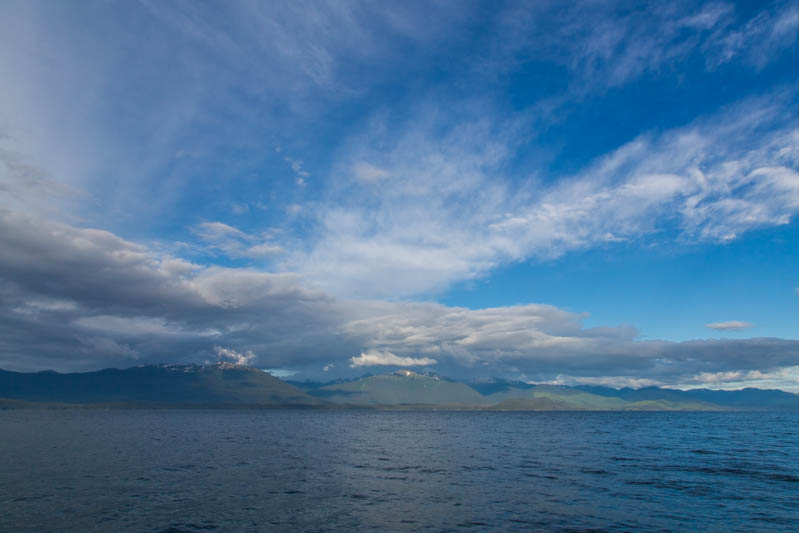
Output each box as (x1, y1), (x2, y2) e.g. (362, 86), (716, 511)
(287, 91), (799, 298)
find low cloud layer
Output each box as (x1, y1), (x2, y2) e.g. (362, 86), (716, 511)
(214, 346), (256, 366)
(349, 350), (437, 368)
(1, 210), (798, 389)
(706, 321), (753, 331)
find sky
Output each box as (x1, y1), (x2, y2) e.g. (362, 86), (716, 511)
(1, 0), (798, 390)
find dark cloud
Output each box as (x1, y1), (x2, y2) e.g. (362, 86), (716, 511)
(0, 210), (352, 371)
(2, 210), (799, 388)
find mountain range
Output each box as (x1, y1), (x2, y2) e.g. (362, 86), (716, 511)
(2, 365), (799, 410)
(0, 364), (321, 408)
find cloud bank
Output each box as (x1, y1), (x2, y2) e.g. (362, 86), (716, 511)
(349, 350), (437, 368)
(1, 210), (798, 389)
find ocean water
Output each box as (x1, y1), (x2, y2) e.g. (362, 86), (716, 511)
(1, 410), (798, 532)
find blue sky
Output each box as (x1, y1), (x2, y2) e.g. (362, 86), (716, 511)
(1, 0), (798, 390)
(444, 221), (799, 341)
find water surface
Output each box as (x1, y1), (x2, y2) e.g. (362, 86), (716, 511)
(2, 410), (798, 531)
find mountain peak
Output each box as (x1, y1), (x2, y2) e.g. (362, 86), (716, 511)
(0, 364), (319, 406)
(392, 369), (441, 381)
(152, 362), (256, 373)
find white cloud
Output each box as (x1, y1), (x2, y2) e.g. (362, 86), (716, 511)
(680, 366), (799, 392)
(1, 210), (798, 386)
(214, 346), (256, 366)
(195, 221), (249, 243)
(287, 92), (799, 298)
(706, 3), (799, 69)
(706, 321), (753, 331)
(0, 1), (475, 230)
(244, 243), (285, 258)
(493, 1), (797, 91)
(4, 1), (797, 304)
(264, 368), (298, 378)
(194, 221), (283, 259)
(349, 349), (437, 368)
(353, 161), (389, 182)
(231, 203), (249, 215)
(284, 156), (310, 186)
(543, 375), (664, 389)
(341, 301), (641, 372)
(3, 0), (797, 240)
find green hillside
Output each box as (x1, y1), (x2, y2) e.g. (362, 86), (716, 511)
(4, 366), (793, 410)
(482, 384), (721, 411)
(0, 364), (322, 406)
(305, 372), (719, 410)
(314, 370), (489, 406)
(527, 386), (630, 410)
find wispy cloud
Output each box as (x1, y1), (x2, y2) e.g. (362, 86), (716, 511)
(194, 222), (283, 259)
(283, 154), (310, 186)
(705, 2), (799, 69)
(0, 0), (474, 230)
(352, 161), (389, 183)
(706, 321), (753, 331)
(286, 92), (799, 297)
(543, 375), (665, 389)
(492, 1), (798, 92)
(681, 365), (799, 391)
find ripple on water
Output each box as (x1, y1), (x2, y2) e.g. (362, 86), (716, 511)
(2, 410), (799, 532)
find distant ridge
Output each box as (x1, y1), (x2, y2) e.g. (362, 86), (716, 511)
(0, 364), (322, 407)
(573, 385), (799, 410)
(467, 377), (536, 396)
(296, 369), (487, 406)
(293, 371), (799, 411)
(3, 366), (799, 410)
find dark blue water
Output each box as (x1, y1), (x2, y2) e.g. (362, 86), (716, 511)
(2, 410), (798, 532)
